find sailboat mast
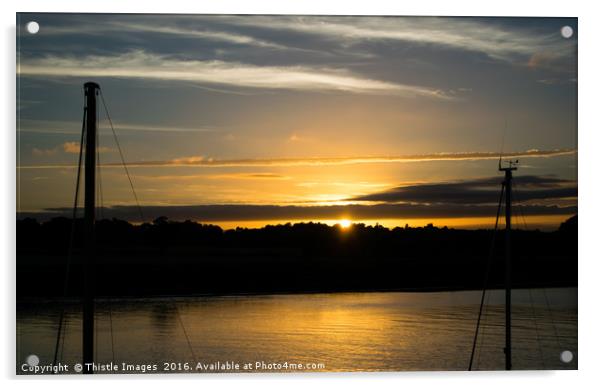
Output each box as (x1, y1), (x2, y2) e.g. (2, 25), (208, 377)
(504, 169), (513, 371)
(500, 159), (517, 371)
(83, 81), (99, 374)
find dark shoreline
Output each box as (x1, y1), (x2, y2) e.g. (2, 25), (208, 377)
(17, 216), (577, 299)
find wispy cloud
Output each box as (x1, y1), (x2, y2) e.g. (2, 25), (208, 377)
(111, 21), (288, 49)
(32, 15), (575, 67)
(215, 16), (576, 65)
(31, 142), (114, 156)
(138, 173), (290, 182)
(18, 148), (576, 169)
(62, 141), (113, 154)
(18, 50), (452, 98)
(61, 141), (80, 154)
(37, 19), (289, 50)
(31, 147), (58, 157)
(18, 118), (216, 134)
(107, 123), (216, 133)
(536, 78), (576, 86)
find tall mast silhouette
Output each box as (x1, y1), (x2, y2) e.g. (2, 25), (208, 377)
(83, 81), (99, 374)
(499, 158), (518, 371)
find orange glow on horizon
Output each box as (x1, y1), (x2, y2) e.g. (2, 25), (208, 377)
(339, 219), (352, 228)
(200, 214), (570, 232)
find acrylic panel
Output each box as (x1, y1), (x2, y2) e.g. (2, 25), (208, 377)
(16, 13), (577, 374)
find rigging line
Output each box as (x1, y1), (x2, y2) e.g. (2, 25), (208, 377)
(52, 99), (87, 372)
(96, 157), (100, 219)
(95, 310), (99, 365)
(475, 287), (492, 369)
(542, 287), (563, 352)
(174, 303), (197, 364)
(108, 297), (116, 372)
(97, 107), (104, 220)
(513, 185), (563, 353)
(514, 186), (545, 366)
(99, 89), (145, 223)
(96, 98), (116, 370)
(94, 95), (101, 367)
(528, 287), (546, 368)
(98, 154), (104, 220)
(58, 310), (68, 371)
(468, 182), (505, 371)
(510, 184), (529, 231)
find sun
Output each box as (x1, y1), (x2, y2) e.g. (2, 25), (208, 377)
(339, 219), (352, 228)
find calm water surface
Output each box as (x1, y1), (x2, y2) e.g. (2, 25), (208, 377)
(17, 288), (577, 373)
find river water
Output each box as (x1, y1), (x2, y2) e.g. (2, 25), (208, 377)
(16, 288), (577, 373)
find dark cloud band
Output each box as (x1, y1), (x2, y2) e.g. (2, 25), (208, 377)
(351, 175), (577, 205)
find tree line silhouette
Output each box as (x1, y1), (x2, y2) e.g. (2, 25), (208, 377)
(17, 215), (577, 297)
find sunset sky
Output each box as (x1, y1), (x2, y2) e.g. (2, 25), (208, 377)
(16, 14), (577, 229)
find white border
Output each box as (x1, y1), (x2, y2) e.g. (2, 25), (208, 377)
(3, 1), (601, 388)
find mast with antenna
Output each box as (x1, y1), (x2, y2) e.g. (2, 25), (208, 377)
(499, 157), (518, 370)
(83, 81), (99, 374)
